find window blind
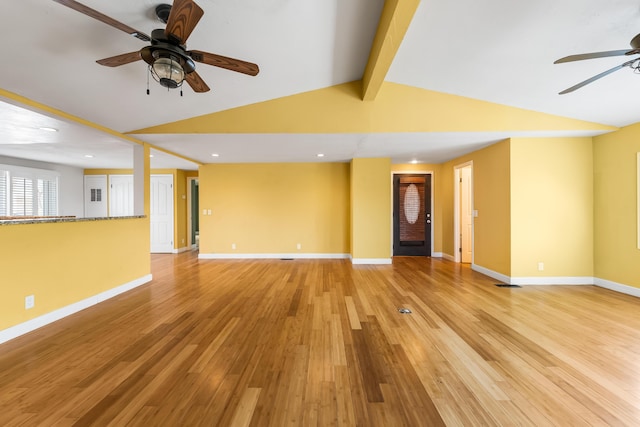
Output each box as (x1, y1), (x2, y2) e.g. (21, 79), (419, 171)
(38, 178), (58, 216)
(0, 171), (7, 216)
(11, 176), (34, 216)
(0, 164), (59, 217)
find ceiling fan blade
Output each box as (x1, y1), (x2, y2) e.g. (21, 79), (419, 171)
(185, 71), (210, 93)
(165, 0), (204, 44)
(96, 51), (142, 67)
(52, 0), (150, 42)
(188, 50), (259, 76)
(554, 49), (635, 64)
(558, 60), (634, 94)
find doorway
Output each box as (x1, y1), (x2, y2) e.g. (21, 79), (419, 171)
(454, 163), (473, 263)
(187, 177), (199, 248)
(393, 174), (432, 256)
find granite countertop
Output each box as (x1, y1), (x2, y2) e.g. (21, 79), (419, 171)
(0, 215), (146, 225)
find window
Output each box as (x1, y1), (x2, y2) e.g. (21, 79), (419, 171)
(0, 170), (7, 216)
(0, 164), (59, 217)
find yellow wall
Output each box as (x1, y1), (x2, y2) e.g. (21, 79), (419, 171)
(392, 163), (443, 254)
(510, 137), (594, 277)
(198, 163), (350, 254)
(351, 158), (391, 259)
(0, 218), (150, 331)
(442, 140), (511, 275)
(133, 82), (615, 135)
(594, 124), (640, 288)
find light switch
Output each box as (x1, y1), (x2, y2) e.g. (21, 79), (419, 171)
(207, 209), (212, 215)
(202, 209), (207, 215)
(473, 210), (479, 217)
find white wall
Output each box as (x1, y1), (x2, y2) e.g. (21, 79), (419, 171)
(0, 155), (84, 217)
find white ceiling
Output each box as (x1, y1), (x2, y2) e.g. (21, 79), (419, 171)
(2, 0), (640, 170)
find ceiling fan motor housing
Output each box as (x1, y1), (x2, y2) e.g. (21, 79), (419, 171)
(155, 4), (172, 24)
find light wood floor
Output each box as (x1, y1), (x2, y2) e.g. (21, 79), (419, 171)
(1, 253), (640, 426)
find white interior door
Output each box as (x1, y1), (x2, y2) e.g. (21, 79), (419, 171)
(109, 175), (133, 217)
(460, 166), (473, 263)
(84, 175), (107, 218)
(150, 174), (174, 253)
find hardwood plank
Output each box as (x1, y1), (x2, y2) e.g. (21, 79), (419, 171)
(0, 254), (639, 425)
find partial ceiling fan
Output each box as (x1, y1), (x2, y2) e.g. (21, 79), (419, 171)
(554, 33), (640, 94)
(53, 0), (259, 93)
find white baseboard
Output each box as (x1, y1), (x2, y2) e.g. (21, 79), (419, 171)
(510, 276), (593, 286)
(442, 253), (456, 262)
(431, 252), (443, 258)
(471, 264), (511, 284)
(594, 277), (640, 298)
(172, 246), (191, 254)
(0, 274), (153, 345)
(351, 258), (392, 265)
(198, 253), (350, 260)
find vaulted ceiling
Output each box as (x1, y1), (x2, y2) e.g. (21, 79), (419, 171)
(2, 0), (639, 169)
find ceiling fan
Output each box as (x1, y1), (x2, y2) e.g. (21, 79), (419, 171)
(53, 0), (259, 93)
(554, 33), (640, 94)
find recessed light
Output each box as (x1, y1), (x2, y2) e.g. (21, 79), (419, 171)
(410, 159), (419, 164)
(211, 153), (220, 157)
(84, 154), (94, 158)
(149, 154), (154, 158)
(39, 127), (58, 132)
(317, 153), (325, 158)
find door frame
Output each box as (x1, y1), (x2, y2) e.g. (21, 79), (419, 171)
(454, 161), (474, 263)
(186, 176), (198, 248)
(390, 170), (434, 257)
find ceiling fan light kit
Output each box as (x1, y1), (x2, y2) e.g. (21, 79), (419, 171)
(53, 0), (259, 94)
(554, 31), (640, 94)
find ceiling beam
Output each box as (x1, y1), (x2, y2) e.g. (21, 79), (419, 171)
(362, 0), (420, 101)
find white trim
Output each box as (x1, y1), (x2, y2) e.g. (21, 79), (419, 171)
(431, 252), (443, 258)
(442, 253), (456, 262)
(172, 246), (191, 254)
(510, 276), (593, 286)
(471, 264), (511, 284)
(0, 274), (152, 345)
(198, 253), (350, 260)
(595, 277), (640, 298)
(351, 258), (393, 265)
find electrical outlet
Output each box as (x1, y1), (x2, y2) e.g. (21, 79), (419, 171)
(25, 295), (35, 310)
(538, 262), (544, 271)
(181, 238), (185, 244)
(231, 243), (236, 250)
(296, 243), (301, 250)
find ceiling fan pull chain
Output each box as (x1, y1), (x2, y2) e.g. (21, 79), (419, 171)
(146, 66), (151, 95)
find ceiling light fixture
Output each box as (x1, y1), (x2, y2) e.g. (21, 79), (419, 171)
(84, 154), (94, 158)
(39, 127), (58, 132)
(211, 153), (219, 157)
(141, 31), (197, 95)
(317, 153), (325, 158)
(410, 159), (419, 164)
(149, 56), (185, 89)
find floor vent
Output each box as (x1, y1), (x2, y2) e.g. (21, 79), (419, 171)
(280, 258), (294, 261)
(398, 308), (412, 314)
(495, 284), (522, 288)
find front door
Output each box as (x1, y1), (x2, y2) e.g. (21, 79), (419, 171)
(393, 174), (431, 256)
